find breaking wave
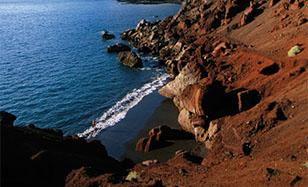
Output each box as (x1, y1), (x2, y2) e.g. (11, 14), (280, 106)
(77, 73), (169, 139)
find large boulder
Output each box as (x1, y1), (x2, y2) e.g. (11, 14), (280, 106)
(178, 108), (206, 134)
(107, 43), (131, 53)
(117, 51), (143, 68)
(159, 62), (205, 98)
(0, 111), (16, 127)
(135, 125), (193, 152)
(179, 84), (205, 116)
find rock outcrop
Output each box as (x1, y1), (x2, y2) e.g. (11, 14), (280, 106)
(101, 31), (115, 40)
(0, 111), (16, 127)
(159, 62), (205, 98)
(1, 112), (125, 187)
(136, 125), (193, 152)
(117, 51), (143, 68)
(107, 43), (131, 53)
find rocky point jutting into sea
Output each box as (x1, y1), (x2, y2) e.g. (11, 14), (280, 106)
(2, 0), (308, 186)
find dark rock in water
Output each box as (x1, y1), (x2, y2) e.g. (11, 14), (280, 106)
(107, 43), (131, 53)
(0, 111), (16, 126)
(260, 63), (280, 75)
(117, 51), (143, 68)
(101, 31), (115, 40)
(237, 89), (261, 111)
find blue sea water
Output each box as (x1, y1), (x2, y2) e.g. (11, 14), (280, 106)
(0, 0), (179, 136)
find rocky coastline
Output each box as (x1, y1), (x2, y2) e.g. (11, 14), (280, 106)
(2, 0), (308, 186)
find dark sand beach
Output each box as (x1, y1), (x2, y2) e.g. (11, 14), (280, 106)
(123, 97), (202, 163)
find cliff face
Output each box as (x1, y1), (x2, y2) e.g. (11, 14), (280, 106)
(121, 0), (308, 186)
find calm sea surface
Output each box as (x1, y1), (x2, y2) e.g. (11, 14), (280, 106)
(0, 0), (179, 135)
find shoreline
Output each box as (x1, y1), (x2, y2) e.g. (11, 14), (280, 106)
(93, 91), (166, 159)
(123, 98), (201, 163)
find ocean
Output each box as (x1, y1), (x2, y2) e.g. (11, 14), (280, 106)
(0, 0), (179, 157)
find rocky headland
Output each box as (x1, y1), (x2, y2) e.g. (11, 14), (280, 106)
(2, 0), (308, 186)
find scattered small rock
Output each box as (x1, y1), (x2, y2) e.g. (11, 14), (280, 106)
(141, 159), (158, 167)
(125, 171), (140, 182)
(211, 42), (230, 57)
(175, 149), (188, 156)
(303, 161), (308, 169)
(297, 17), (307, 26)
(178, 168), (188, 176)
(288, 45), (302, 57)
(289, 66), (305, 77)
(290, 155), (297, 161)
(242, 142), (252, 156)
(290, 175), (302, 186)
(266, 168), (279, 181)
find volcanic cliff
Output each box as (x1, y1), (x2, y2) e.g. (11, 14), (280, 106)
(2, 0), (308, 186)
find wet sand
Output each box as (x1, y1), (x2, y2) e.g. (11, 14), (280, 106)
(95, 90), (201, 162)
(123, 98), (200, 163)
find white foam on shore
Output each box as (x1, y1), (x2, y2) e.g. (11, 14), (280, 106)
(77, 73), (169, 139)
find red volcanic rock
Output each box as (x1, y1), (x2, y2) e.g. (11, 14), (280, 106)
(269, 0), (280, 7)
(159, 62), (206, 98)
(212, 42), (231, 57)
(136, 125), (193, 152)
(135, 137), (149, 152)
(178, 108), (206, 133)
(180, 84), (205, 116)
(240, 2), (256, 26)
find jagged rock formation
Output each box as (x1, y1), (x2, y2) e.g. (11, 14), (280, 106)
(1, 111), (127, 187)
(117, 0), (308, 186)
